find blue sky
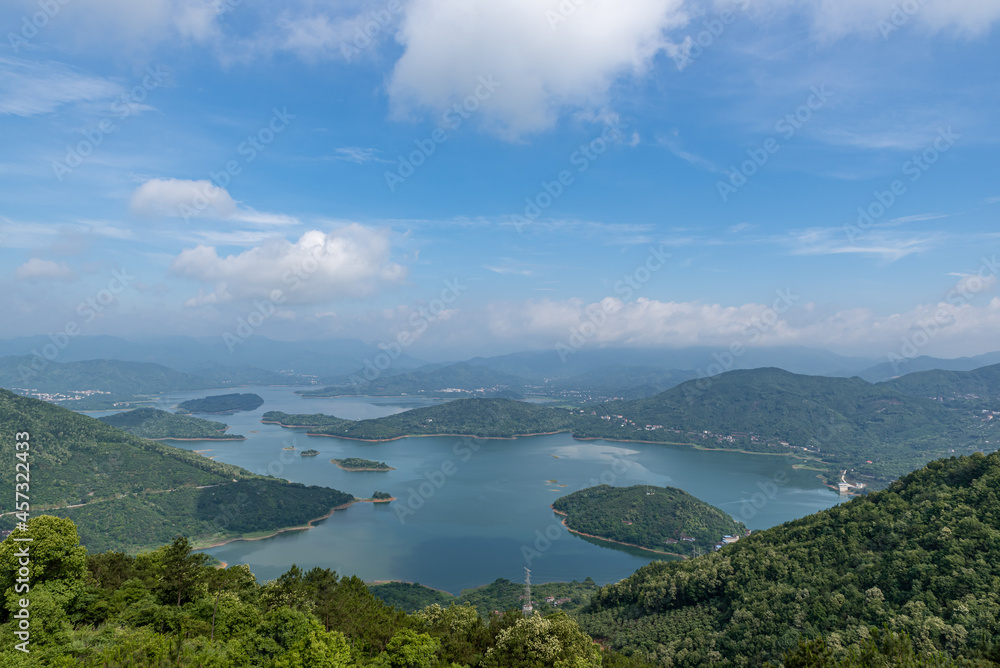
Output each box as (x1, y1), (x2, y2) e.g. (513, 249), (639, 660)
(2, 0), (999, 361)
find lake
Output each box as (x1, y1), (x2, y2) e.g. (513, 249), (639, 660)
(91, 386), (843, 594)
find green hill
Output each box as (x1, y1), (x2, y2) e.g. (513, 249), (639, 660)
(579, 367), (995, 483)
(276, 398), (577, 440)
(175, 392), (264, 414)
(552, 485), (746, 556)
(301, 362), (529, 398)
(576, 450), (1000, 666)
(0, 390), (353, 553)
(98, 407), (245, 440)
(882, 363), (1000, 406)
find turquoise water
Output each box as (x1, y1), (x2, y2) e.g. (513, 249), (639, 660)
(89, 386), (842, 594)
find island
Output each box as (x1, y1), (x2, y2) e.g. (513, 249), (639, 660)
(332, 457), (394, 471)
(98, 407), (245, 440)
(300, 449), (320, 457)
(176, 393), (264, 415)
(264, 398), (576, 441)
(552, 484), (747, 557)
(370, 491), (392, 500)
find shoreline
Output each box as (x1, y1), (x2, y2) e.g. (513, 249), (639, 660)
(550, 509), (689, 559)
(192, 501), (356, 550)
(303, 429), (572, 443)
(159, 436), (247, 442)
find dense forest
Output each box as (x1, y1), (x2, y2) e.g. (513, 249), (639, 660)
(0, 517), (649, 667)
(552, 485), (746, 556)
(575, 450), (1000, 666)
(276, 398), (579, 441)
(0, 391), (355, 553)
(99, 408), (245, 440)
(176, 393), (265, 414)
(882, 363), (1000, 407)
(334, 458), (394, 471)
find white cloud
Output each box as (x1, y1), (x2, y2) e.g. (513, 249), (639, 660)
(15, 258), (76, 281)
(787, 227), (941, 262)
(761, 0), (1000, 40)
(387, 0), (691, 139)
(0, 58), (121, 117)
(170, 224), (407, 305)
(129, 178), (299, 225)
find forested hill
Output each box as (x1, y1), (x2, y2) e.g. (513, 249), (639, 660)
(278, 398), (578, 440)
(576, 450), (1000, 666)
(882, 362), (1000, 405)
(175, 392), (264, 414)
(578, 367), (995, 482)
(99, 407), (245, 440)
(0, 356), (214, 395)
(0, 390), (353, 553)
(553, 485), (746, 556)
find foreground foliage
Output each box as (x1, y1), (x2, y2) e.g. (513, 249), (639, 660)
(0, 517), (646, 668)
(576, 450), (1000, 666)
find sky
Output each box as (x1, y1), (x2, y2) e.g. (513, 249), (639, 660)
(1, 0), (999, 362)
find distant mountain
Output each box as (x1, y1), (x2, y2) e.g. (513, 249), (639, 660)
(0, 356), (215, 396)
(576, 450), (1000, 666)
(882, 362), (1000, 405)
(549, 366), (699, 400)
(857, 351), (1000, 382)
(469, 346), (874, 379)
(0, 335), (426, 378)
(98, 407), (245, 440)
(300, 362), (529, 398)
(0, 390), (353, 553)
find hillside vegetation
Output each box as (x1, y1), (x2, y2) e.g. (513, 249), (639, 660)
(176, 392), (264, 414)
(99, 407), (245, 440)
(552, 485), (746, 556)
(576, 450), (1000, 666)
(0, 390), (353, 553)
(295, 398), (578, 440)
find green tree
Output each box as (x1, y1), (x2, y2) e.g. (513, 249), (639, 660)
(156, 536), (210, 607)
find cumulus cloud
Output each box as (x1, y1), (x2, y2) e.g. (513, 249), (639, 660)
(387, 0), (691, 138)
(15, 258), (76, 281)
(170, 224), (407, 305)
(130, 178), (298, 225)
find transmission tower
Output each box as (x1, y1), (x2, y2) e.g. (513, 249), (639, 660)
(522, 567), (533, 616)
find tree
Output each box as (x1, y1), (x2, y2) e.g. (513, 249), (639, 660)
(155, 536), (210, 607)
